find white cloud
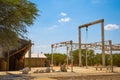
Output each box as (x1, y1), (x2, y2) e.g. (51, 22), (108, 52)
(60, 12), (67, 16)
(58, 17), (70, 23)
(48, 25), (58, 30)
(104, 24), (119, 30)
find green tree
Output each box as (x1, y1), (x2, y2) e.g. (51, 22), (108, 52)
(0, 0), (38, 47)
(72, 49), (94, 66)
(113, 53), (120, 67)
(72, 49), (79, 65)
(87, 50), (95, 66)
(45, 53), (67, 66)
(94, 53), (102, 66)
(105, 54), (111, 66)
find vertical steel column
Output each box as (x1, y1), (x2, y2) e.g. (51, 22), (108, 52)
(101, 20), (105, 66)
(78, 27), (82, 66)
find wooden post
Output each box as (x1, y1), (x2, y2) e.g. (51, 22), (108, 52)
(85, 45), (88, 69)
(78, 19), (105, 67)
(7, 46), (10, 73)
(29, 40), (31, 70)
(51, 45), (53, 66)
(78, 28), (82, 67)
(28, 40), (31, 70)
(101, 20), (105, 66)
(66, 46), (69, 68)
(109, 40), (113, 72)
(70, 40), (73, 72)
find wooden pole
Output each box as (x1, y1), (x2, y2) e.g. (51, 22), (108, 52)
(70, 40), (73, 72)
(66, 46), (69, 68)
(78, 19), (105, 66)
(7, 47), (10, 73)
(101, 20), (105, 66)
(78, 28), (82, 67)
(109, 40), (113, 72)
(51, 45), (53, 66)
(85, 45), (88, 69)
(28, 40), (31, 70)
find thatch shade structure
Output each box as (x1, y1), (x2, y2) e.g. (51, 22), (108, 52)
(0, 39), (32, 71)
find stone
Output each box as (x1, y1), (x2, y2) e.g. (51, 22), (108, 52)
(60, 64), (67, 72)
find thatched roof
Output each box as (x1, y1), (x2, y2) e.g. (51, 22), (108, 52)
(0, 39), (31, 58)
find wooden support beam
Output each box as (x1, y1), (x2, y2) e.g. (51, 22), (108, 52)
(51, 40), (73, 71)
(78, 28), (82, 66)
(78, 19), (105, 67)
(79, 19), (104, 28)
(70, 40), (73, 72)
(101, 20), (105, 66)
(50, 44), (54, 70)
(109, 40), (113, 72)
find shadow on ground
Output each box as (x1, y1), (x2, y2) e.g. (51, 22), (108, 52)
(0, 73), (34, 80)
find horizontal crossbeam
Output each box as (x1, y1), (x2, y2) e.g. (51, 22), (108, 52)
(79, 19), (104, 28)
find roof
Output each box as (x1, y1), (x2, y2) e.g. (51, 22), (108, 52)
(25, 53), (47, 58)
(0, 39), (30, 58)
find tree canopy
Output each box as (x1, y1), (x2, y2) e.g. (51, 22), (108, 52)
(45, 51), (120, 67)
(0, 0), (38, 47)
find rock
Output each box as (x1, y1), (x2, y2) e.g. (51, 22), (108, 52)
(46, 67), (50, 73)
(60, 64), (67, 72)
(20, 67), (30, 74)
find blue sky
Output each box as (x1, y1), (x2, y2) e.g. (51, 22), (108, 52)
(28, 0), (120, 53)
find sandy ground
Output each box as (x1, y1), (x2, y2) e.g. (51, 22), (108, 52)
(0, 66), (120, 80)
